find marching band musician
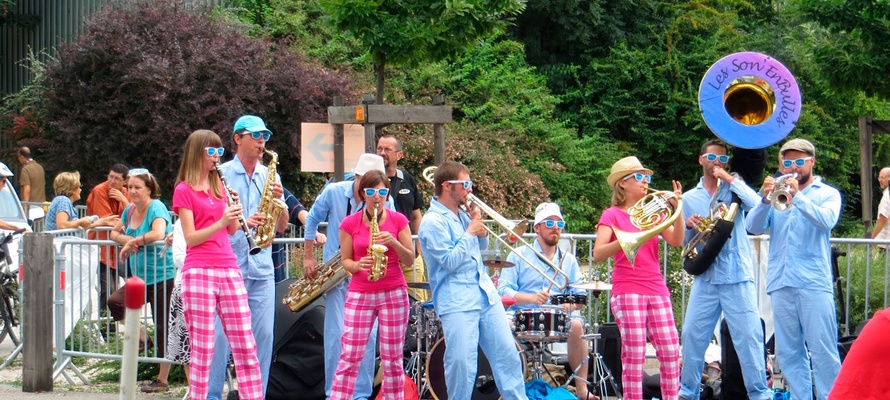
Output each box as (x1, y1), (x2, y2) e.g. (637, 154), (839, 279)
(206, 115), (289, 399)
(418, 161), (529, 400)
(593, 156), (683, 400)
(303, 153), (391, 400)
(746, 138), (842, 400)
(679, 139), (772, 400)
(497, 202), (595, 400)
(330, 169), (414, 400)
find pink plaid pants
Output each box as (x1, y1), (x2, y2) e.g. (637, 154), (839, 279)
(182, 267), (263, 400)
(610, 293), (680, 400)
(330, 287), (409, 400)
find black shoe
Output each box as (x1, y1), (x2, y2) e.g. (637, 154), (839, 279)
(140, 379), (169, 393)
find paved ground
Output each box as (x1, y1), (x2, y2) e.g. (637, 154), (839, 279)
(0, 337), (187, 399)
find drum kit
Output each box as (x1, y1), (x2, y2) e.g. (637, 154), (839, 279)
(404, 273), (623, 399)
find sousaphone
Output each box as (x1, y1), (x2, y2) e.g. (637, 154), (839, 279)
(699, 52), (801, 149)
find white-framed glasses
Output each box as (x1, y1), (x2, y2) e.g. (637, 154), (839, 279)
(363, 188), (390, 197)
(782, 157), (812, 168)
(622, 172), (652, 183)
(540, 220), (566, 229)
(129, 168), (151, 177)
(205, 147), (225, 157)
(245, 131), (271, 141)
(447, 180), (473, 189)
(703, 153), (730, 163)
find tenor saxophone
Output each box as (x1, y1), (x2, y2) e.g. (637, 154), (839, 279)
(367, 203), (388, 281)
(255, 148), (288, 248)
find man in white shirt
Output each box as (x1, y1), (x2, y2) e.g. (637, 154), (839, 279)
(871, 167), (890, 248)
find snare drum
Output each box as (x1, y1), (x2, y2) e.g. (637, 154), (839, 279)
(550, 293), (588, 305)
(426, 338), (527, 400)
(512, 308), (569, 342)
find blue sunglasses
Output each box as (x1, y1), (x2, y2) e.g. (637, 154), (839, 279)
(703, 153), (729, 163)
(623, 173), (652, 183)
(540, 220), (566, 229)
(363, 188), (390, 197)
(244, 131), (272, 141)
(782, 157), (812, 168)
(447, 180), (473, 189)
(205, 147), (225, 157)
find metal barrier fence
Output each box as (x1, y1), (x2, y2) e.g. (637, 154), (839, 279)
(1, 228), (888, 383)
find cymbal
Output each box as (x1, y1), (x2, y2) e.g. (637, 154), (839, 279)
(569, 281), (613, 292)
(483, 259), (515, 269)
(407, 281), (431, 290)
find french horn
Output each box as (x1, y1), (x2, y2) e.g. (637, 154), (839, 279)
(613, 189), (682, 266)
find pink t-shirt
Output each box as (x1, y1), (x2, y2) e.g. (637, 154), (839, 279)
(172, 181), (237, 271)
(597, 206), (670, 297)
(340, 208), (409, 292)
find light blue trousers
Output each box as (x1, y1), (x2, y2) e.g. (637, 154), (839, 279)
(770, 287), (841, 400)
(325, 280), (378, 400)
(207, 277), (275, 400)
(679, 279), (772, 400)
(438, 302), (528, 400)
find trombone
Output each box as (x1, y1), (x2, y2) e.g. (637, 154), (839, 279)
(422, 166), (571, 290)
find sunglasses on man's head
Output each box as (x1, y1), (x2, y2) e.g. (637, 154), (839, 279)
(245, 131), (271, 141)
(447, 180), (473, 189)
(623, 173), (652, 183)
(363, 188), (390, 197)
(205, 147), (225, 157)
(782, 157), (812, 168)
(703, 153), (730, 163)
(540, 220), (566, 229)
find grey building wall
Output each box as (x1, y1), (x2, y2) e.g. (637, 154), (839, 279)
(1, 0), (228, 96)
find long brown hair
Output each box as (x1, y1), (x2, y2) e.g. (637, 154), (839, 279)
(176, 129), (223, 198)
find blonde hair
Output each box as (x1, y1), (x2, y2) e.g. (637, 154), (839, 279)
(610, 180), (628, 207)
(176, 129), (223, 199)
(53, 171), (81, 197)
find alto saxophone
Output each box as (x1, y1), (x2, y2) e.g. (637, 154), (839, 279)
(255, 148), (288, 248)
(367, 203), (388, 281)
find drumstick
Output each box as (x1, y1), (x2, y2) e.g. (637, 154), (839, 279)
(545, 247), (569, 294)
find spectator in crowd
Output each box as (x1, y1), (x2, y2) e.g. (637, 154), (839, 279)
(87, 163), (130, 316)
(16, 146), (45, 203)
(0, 162), (27, 233)
(871, 167), (890, 248)
(46, 171), (118, 231)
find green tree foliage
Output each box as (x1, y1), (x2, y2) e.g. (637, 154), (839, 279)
(39, 0), (355, 197)
(795, 0), (890, 99)
(318, 0), (525, 103)
(386, 37), (616, 231)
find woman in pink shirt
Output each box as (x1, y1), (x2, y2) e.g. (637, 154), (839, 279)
(172, 129), (262, 400)
(593, 156), (684, 400)
(329, 169), (415, 400)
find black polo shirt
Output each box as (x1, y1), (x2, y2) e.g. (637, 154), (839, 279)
(389, 169), (424, 225)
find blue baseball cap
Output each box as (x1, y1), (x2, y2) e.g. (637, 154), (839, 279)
(233, 115), (273, 136)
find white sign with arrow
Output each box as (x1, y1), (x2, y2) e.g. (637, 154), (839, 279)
(300, 123), (366, 173)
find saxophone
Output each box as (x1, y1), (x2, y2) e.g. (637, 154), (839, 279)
(367, 203), (388, 281)
(282, 251), (347, 312)
(255, 148), (288, 248)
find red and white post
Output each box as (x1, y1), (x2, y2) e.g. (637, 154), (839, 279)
(119, 277), (145, 400)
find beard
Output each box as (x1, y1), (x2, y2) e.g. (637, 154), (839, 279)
(539, 231), (561, 247)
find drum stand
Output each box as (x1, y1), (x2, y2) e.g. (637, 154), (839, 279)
(564, 290), (623, 400)
(405, 300), (434, 397)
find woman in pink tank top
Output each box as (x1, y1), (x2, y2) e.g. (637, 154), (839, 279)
(593, 156), (684, 400)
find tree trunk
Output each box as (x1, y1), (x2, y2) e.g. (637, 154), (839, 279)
(375, 57), (385, 104)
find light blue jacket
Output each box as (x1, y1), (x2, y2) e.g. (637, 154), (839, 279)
(746, 176), (842, 294)
(682, 176), (761, 284)
(220, 155), (277, 280)
(418, 197), (499, 316)
(497, 239), (585, 309)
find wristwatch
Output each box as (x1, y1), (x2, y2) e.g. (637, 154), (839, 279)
(88, 215), (99, 223)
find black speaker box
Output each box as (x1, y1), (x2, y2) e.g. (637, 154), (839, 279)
(593, 323), (623, 396)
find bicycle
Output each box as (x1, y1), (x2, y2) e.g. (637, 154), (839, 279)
(0, 232), (22, 346)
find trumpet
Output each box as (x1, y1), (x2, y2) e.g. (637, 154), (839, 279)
(769, 173), (798, 211)
(422, 166), (571, 290)
(613, 188), (682, 266)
